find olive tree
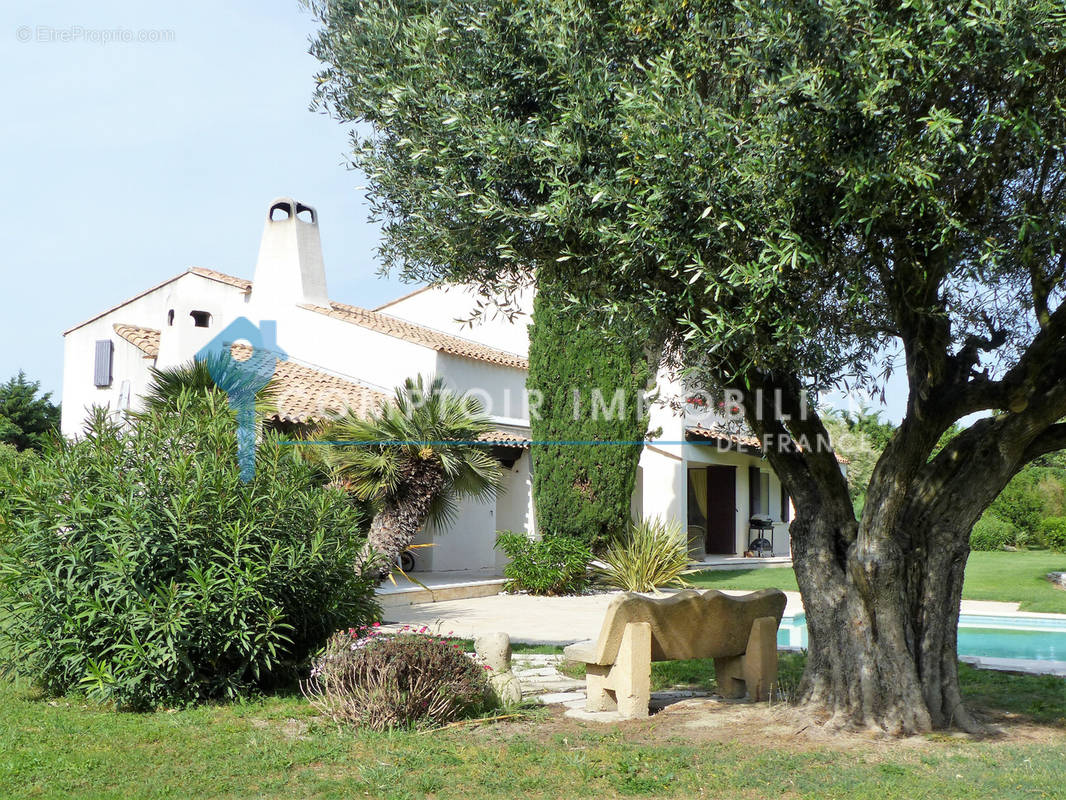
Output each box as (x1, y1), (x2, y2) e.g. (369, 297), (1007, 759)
(308, 0), (1066, 733)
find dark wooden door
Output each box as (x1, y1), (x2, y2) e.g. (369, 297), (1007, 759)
(704, 465), (737, 554)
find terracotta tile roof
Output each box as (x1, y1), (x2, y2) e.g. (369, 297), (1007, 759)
(188, 266), (252, 291)
(299, 302), (529, 370)
(478, 428), (532, 447)
(222, 343), (386, 424)
(372, 284), (436, 311)
(686, 425), (764, 450)
(685, 425), (850, 464)
(113, 324), (161, 359)
(270, 359), (388, 424)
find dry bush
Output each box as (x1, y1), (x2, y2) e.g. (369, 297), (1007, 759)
(303, 626), (494, 730)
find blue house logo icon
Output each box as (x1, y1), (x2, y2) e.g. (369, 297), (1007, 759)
(195, 318), (287, 481)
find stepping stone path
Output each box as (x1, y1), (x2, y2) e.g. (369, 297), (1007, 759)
(510, 653), (586, 697)
(508, 653), (712, 722)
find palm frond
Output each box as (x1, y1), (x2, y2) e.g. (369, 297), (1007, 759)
(142, 354), (278, 416)
(319, 374), (503, 530)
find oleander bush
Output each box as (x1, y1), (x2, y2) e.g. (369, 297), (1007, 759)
(0, 393), (379, 709)
(969, 514), (1021, 552)
(0, 443), (36, 543)
(495, 531), (592, 595)
(1038, 517), (1066, 552)
(594, 516), (694, 592)
(303, 626), (493, 730)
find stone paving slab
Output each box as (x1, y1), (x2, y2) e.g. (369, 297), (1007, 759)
(381, 589), (806, 645)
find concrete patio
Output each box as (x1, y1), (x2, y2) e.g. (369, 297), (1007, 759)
(381, 589), (807, 645)
(378, 555), (795, 608)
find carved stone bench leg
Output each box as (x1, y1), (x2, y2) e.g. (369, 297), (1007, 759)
(714, 616), (779, 700)
(583, 621), (651, 718)
(712, 654), (747, 698)
(614, 622), (651, 718)
(585, 663), (615, 712)
(742, 616), (779, 701)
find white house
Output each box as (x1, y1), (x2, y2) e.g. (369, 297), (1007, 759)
(62, 198), (800, 574)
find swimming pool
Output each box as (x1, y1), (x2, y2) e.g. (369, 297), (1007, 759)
(778, 613), (1066, 663)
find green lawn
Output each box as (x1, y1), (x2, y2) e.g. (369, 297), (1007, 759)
(1, 657), (1063, 799)
(2, 554), (1065, 798)
(690, 550), (1066, 613)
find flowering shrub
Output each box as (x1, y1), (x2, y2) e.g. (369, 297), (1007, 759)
(0, 396), (379, 709)
(303, 625), (494, 730)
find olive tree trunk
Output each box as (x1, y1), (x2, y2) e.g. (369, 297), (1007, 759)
(749, 377), (1066, 734)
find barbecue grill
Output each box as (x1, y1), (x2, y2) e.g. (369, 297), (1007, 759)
(748, 514), (775, 557)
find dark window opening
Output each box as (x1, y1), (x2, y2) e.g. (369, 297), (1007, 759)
(190, 310), (211, 328)
(167, 309), (175, 326)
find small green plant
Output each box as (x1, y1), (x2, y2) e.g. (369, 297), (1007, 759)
(495, 531), (592, 595)
(1038, 517), (1066, 551)
(303, 625), (494, 730)
(593, 516), (694, 592)
(969, 514), (1021, 551)
(0, 393), (379, 709)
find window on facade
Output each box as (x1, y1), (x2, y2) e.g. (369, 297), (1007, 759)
(190, 311), (211, 328)
(167, 309), (175, 326)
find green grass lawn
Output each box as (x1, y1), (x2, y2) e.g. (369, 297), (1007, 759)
(1, 656), (1063, 800)
(690, 550), (1066, 613)
(2, 554), (1065, 798)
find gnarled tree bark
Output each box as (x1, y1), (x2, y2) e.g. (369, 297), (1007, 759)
(745, 362), (1066, 735)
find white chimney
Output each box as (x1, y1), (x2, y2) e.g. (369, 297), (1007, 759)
(251, 198), (329, 308)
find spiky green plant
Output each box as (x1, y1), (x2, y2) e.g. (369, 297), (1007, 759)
(141, 354), (278, 416)
(320, 375), (503, 573)
(594, 517), (695, 593)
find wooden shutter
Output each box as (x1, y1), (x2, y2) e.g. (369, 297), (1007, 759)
(748, 466), (761, 515)
(93, 340), (113, 387)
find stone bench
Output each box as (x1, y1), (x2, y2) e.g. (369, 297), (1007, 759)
(562, 588), (787, 718)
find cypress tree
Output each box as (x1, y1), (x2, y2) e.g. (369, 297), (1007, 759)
(527, 286), (652, 550)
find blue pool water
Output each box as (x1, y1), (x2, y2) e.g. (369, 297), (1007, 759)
(778, 613), (1066, 663)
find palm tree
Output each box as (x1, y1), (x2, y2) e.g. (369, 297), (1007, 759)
(321, 375), (503, 575)
(141, 354), (277, 415)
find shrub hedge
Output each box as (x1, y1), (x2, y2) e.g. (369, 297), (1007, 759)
(0, 393), (378, 709)
(1038, 517), (1066, 552)
(495, 531), (592, 595)
(969, 514), (1021, 551)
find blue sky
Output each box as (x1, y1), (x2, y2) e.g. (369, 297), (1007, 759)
(0, 0), (909, 421)
(1, 0), (408, 400)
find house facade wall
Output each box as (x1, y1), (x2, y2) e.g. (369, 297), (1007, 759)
(61, 273), (247, 437)
(378, 283), (533, 358)
(61, 199), (798, 576)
